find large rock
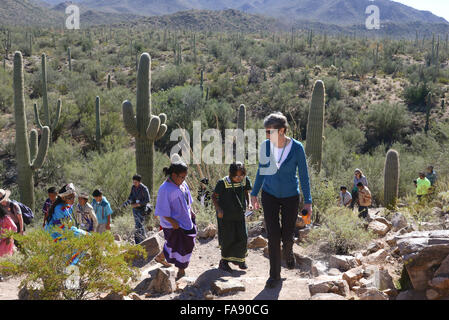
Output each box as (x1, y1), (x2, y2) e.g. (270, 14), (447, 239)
(293, 253), (315, 274)
(342, 266), (364, 288)
(434, 255), (449, 277)
(310, 293), (346, 300)
(429, 277), (449, 290)
(363, 241), (384, 256)
(308, 276), (350, 297)
(211, 277), (245, 295)
(362, 249), (389, 264)
(358, 287), (389, 300)
(311, 261), (327, 277)
(148, 267), (177, 294)
(397, 230), (449, 290)
(368, 221), (391, 237)
(391, 212), (408, 232)
(329, 255), (359, 272)
(198, 224), (217, 239)
(248, 235), (268, 249)
(374, 216), (393, 228)
(373, 268), (395, 291)
(138, 231), (165, 258)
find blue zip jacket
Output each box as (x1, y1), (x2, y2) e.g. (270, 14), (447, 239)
(250, 138), (312, 203)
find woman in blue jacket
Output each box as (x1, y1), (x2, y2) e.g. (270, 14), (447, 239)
(250, 112), (312, 288)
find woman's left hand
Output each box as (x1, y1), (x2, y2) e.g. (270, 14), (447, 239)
(303, 203), (312, 215)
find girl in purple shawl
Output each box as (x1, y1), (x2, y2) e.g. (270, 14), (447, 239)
(154, 160), (196, 279)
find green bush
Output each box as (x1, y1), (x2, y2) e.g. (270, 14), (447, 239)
(0, 228), (145, 300)
(307, 207), (374, 255)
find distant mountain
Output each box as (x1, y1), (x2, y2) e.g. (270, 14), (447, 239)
(133, 9), (284, 32)
(68, 0), (448, 25)
(0, 0), (140, 27)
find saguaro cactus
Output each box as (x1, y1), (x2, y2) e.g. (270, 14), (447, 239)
(67, 47), (72, 71)
(34, 53), (61, 141)
(107, 73), (112, 89)
(14, 51), (50, 212)
(305, 80), (325, 172)
(425, 92), (432, 134)
(384, 149), (400, 209)
(122, 53), (168, 194)
(237, 104), (246, 130)
(95, 96), (101, 152)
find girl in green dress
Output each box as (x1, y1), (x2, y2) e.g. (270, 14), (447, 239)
(212, 162), (253, 272)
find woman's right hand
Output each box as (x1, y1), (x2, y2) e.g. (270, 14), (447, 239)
(171, 220), (180, 229)
(251, 196), (260, 210)
(217, 209), (224, 219)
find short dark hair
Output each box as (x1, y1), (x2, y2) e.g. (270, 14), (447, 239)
(340, 186), (347, 191)
(357, 182), (364, 187)
(47, 187), (57, 194)
(419, 172), (425, 177)
(163, 162), (188, 177)
(92, 189), (103, 197)
(132, 174), (142, 182)
(229, 162), (246, 177)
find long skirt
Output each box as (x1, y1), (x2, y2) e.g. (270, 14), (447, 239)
(218, 219), (248, 264)
(162, 227), (196, 269)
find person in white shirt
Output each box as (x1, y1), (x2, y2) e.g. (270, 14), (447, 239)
(339, 186), (352, 207)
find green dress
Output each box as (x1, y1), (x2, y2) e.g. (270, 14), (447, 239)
(214, 176), (252, 264)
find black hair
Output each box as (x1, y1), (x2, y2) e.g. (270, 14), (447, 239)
(340, 186), (347, 191)
(357, 182), (364, 187)
(0, 205), (7, 218)
(46, 184), (70, 223)
(132, 174), (142, 182)
(229, 162), (246, 177)
(163, 162), (188, 177)
(47, 187), (57, 194)
(92, 189), (103, 197)
(413, 180), (417, 184)
(419, 172), (425, 177)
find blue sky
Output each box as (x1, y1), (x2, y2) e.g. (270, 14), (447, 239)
(393, 0), (449, 22)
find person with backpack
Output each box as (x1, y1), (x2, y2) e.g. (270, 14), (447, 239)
(122, 174), (151, 244)
(212, 162), (253, 272)
(75, 192), (98, 233)
(0, 204), (17, 257)
(42, 187), (57, 228)
(92, 189), (113, 234)
(0, 188), (24, 235)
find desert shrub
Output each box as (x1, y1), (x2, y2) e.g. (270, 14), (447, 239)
(307, 207), (374, 255)
(323, 76), (345, 101)
(0, 228), (145, 300)
(0, 68), (13, 113)
(404, 82), (431, 111)
(152, 64), (194, 92)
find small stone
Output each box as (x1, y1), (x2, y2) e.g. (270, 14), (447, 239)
(145, 292), (152, 298)
(374, 216), (392, 228)
(211, 277), (245, 295)
(429, 277), (449, 290)
(426, 289), (440, 300)
(362, 249), (389, 264)
(129, 293), (142, 300)
(359, 287), (389, 300)
(148, 267), (177, 294)
(248, 235), (268, 249)
(103, 292), (125, 300)
(342, 266), (364, 288)
(328, 268), (342, 276)
(139, 231), (165, 257)
(385, 235), (397, 247)
(204, 290), (214, 300)
(391, 212), (408, 232)
(311, 261), (327, 277)
(308, 276), (350, 297)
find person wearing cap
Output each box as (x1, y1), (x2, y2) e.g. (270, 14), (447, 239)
(75, 193), (98, 233)
(42, 187), (58, 228)
(0, 188), (24, 235)
(92, 189), (113, 234)
(123, 174), (151, 244)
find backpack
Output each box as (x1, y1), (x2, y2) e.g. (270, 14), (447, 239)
(10, 200), (34, 225)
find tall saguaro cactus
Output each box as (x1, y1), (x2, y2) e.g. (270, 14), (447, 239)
(95, 96), (101, 152)
(67, 47), (72, 72)
(384, 149), (400, 209)
(14, 51), (50, 212)
(305, 80), (325, 172)
(122, 53), (168, 194)
(34, 53), (61, 141)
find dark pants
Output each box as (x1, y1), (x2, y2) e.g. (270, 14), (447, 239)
(132, 208), (147, 244)
(350, 189), (358, 208)
(358, 206), (368, 219)
(218, 219), (248, 263)
(261, 190), (299, 279)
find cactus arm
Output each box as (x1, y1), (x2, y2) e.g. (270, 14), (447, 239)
(51, 99), (61, 131)
(29, 129), (38, 162)
(159, 113), (167, 124)
(146, 115), (161, 140)
(122, 100), (139, 137)
(33, 103), (43, 130)
(31, 126), (50, 170)
(156, 124), (168, 141)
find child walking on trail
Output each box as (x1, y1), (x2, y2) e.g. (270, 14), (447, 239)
(212, 162), (253, 272)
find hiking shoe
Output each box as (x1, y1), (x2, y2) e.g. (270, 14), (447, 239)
(219, 260), (233, 273)
(265, 277), (281, 289)
(283, 247), (296, 269)
(238, 262), (248, 270)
